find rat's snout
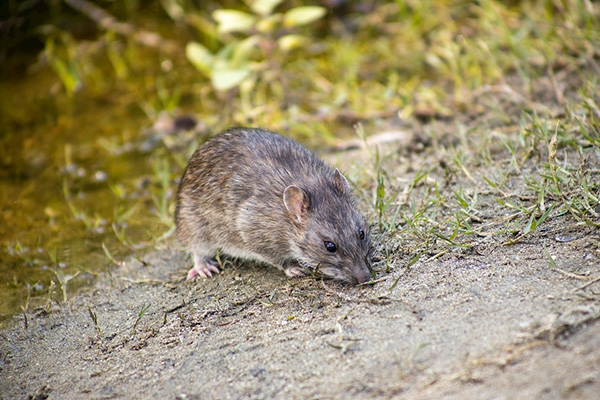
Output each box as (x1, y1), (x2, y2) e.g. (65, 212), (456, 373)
(354, 266), (372, 284)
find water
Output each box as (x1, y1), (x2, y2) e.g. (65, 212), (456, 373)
(0, 67), (174, 323)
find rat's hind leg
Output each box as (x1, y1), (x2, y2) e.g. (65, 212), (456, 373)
(187, 247), (220, 280)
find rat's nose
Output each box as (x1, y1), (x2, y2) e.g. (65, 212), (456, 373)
(355, 267), (372, 284)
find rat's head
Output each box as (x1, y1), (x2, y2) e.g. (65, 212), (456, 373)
(283, 169), (373, 284)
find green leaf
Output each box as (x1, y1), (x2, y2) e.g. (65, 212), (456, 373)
(185, 42), (213, 76)
(482, 176), (497, 189)
(211, 68), (251, 91)
(277, 34), (308, 51)
(213, 10), (256, 34)
(248, 0), (284, 16)
(377, 179), (385, 200)
(533, 203), (555, 229)
(283, 6), (326, 28)
(231, 36), (259, 66)
(407, 252), (421, 267)
(256, 13), (283, 33)
(52, 59), (79, 94)
(102, 242), (120, 265)
(523, 212), (535, 234)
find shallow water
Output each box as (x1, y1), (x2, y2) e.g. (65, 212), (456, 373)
(0, 67), (169, 322)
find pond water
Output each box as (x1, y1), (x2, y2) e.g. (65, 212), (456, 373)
(0, 66), (175, 323)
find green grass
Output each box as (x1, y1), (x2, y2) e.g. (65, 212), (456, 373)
(50, 0), (600, 248)
(2, 0), (599, 320)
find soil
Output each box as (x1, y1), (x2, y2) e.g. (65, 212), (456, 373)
(2, 73), (600, 399)
(1, 191), (599, 400)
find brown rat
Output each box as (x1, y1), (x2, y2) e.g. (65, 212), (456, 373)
(175, 128), (373, 284)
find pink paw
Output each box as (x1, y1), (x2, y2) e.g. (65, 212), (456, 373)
(187, 258), (220, 280)
(284, 266), (307, 278)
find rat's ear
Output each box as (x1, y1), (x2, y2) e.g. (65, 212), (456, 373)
(283, 185), (310, 222)
(333, 168), (351, 195)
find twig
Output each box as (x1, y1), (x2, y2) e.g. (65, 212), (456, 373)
(426, 250), (448, 262)
(320, 280), (407, 305)
(330, 129), (413, 152)
(357, 276), (388, 286)
(63, 0), (178, 52)
(119, 277), (166, 285)
(547, 64), (565, 106)
(295, 108), (399, 126)
(573, 275), (600, 292)
(552, 267), (592, 281)
(471, 84), (554, 115)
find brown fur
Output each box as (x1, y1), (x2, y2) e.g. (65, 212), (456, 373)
(175, 128), (372, 284)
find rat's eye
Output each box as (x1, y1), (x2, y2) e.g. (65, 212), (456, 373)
(324, 241), (337, 253)
(359, 228), (365, 240)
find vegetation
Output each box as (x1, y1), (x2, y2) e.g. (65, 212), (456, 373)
(1, 0), (599, 322)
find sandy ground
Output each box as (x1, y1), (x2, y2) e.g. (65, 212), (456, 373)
(1, 213), (599, 399)
(2, 67), (600, 399)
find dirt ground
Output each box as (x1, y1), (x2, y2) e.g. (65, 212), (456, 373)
(2, 68), (600, 399)
(1, 204), (599, 399)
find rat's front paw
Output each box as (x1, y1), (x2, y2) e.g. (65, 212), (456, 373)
(284, 265), (307, 278)
(187, 257), (220, 280)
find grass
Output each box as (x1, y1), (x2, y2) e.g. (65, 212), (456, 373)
(88, 306), (103, 338)
(368, 81), (599, 273)
(2, 0), (599, 321)
(132, 303), (151, 335)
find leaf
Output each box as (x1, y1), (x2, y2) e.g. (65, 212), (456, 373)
(102, 242), (121, 266)
(248, 0), (284, 16)
(211, 68), (251, 91)
(213, 9), (256, 34)
(185, 42), (213, 76)
(523, 212), (535, 234)
(256, 13), (283, 33)
(482, 176), (497, 189)
(231, 36), (260, 65)
(277, 34), (308, 51)
(407, 252), (421, 267)
(283, 6), (327, 28)
(533, 203), (555, 229)
(377, 178), (385, 201)
(161, 0), (185, 20)
(55, 61), (79, 93)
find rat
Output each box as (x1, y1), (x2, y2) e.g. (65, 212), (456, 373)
(175, 128), (373, 284)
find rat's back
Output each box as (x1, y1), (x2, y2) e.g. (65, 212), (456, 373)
(174, 128), (372, 284)
(175, 128), (328, 248)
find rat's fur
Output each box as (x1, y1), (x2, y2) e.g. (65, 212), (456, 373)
(175, 128), (372, 284)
